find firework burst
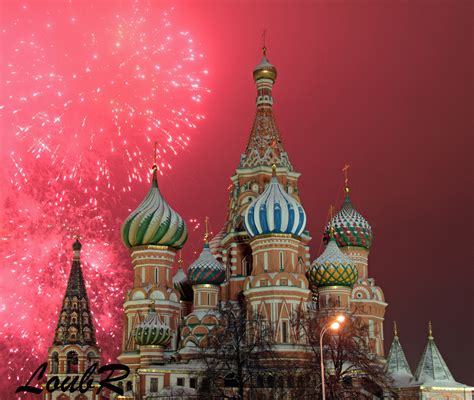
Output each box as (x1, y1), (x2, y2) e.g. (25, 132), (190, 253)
(0, 1), (209, 397)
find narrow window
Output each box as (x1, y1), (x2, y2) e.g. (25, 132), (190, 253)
(369, 320), (375, 338)
(150, 378), (158, 392)
(282, 321), (288, 343)
(190, 378), (197, 389)
(279, 252), (284, 271)
(177, 377), (185, 387)
(154, 268), (158, 284)
(51, 352), (59, 374)
(264, 252), (268, 271)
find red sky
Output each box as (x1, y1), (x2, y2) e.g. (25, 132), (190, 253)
(1, 0), (472, 389)
(158, 0), (473, 384)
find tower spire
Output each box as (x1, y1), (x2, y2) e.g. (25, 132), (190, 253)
(415, 320), (456, 383)
(394, 320), (398, 337)
(53, 239), (96, 346)
(239, 43), (293, 171)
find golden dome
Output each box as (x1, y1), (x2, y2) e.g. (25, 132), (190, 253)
(253, 47), (277, 82)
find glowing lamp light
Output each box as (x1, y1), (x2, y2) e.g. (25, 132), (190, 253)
(330, 321), (340, 331)
(336, 315), (346, 323)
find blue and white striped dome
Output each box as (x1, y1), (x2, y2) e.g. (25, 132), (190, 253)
(244, 170), (306, 237)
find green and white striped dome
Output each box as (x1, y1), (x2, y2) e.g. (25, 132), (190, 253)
(134, 307), (172, 347)
(121, 167), (188, 249)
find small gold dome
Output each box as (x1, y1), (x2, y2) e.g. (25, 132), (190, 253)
(253, 47), (277, 82)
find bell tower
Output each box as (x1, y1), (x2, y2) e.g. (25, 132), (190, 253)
(217, 46), (311, 305)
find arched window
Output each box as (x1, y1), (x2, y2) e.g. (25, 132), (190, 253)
(66, 351), (78, 374)
(84, 327), (91, 340)
(51, 352), (59, 374)
(86, 352), (95, 368)
(126, 381), (133, 392)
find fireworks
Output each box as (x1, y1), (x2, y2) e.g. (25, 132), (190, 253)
(0, 1), (209, 396)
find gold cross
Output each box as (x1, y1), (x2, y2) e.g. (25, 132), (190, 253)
(153, 141), (158, 166)
(262, 29), (267, 54)
(204, 216), (209, 242)
(342, 164), (350, 192)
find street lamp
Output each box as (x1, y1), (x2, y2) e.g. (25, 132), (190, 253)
(320, 315), (345, 400)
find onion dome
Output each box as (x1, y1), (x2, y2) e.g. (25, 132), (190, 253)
(326, 188), (373, 249)
(121, 166), (188, 249)
(309, 234), (358, 288)
(253, 47), (277, 82)
(173, 253), (193, 302)
(188, 242), (226, 286)
(244, 165), (306, 238)
(134, 306), (172, 347)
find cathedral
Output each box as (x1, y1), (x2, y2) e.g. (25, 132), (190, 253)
(44, 48), (473, 399)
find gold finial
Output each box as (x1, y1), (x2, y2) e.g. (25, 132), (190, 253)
(342, 164), (351, 193)
(204, 216), (209, 243)
(262, 29), (267, 56)
(178, 251), (183, 265)
(149, 299), (156, 311)
(428, 321), (433, 338)
(329, 205), (335, 238)
(271, 163), (277, 177)
(394, 321), (398, 337)
(152, 141), (158, 171)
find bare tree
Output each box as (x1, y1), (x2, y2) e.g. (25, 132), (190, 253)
(295, 306), (393, 400)
(196, 298), (290, 400)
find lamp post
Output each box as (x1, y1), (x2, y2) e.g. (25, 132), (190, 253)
(320, 315), (345, 400)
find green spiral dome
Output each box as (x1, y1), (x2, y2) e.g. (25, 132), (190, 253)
(134, 308), (172, 347)
(121, 168), (188, 250)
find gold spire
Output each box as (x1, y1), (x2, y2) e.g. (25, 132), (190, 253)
(271, 163), (277, 177)
(204, 216), (209, 243)
(178, 251), (183, 266)
(428, 321), (433, 338)
(342, 164), (351, 193)
(394, 321), (398, 337)
(262, 29), (267, 56)
(328, 205), (335, 238)
(152, 141), (158, 171)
